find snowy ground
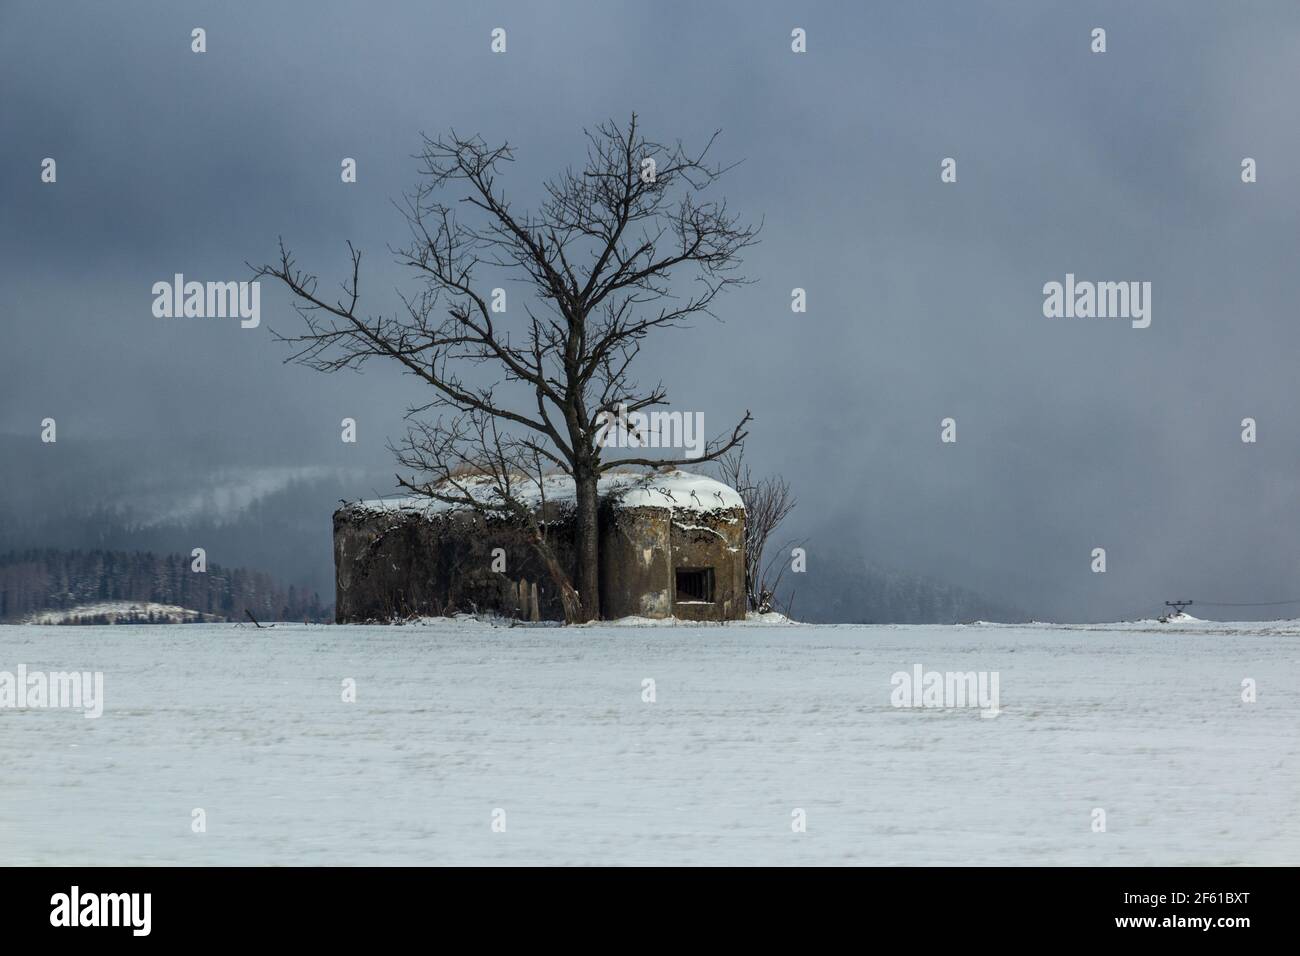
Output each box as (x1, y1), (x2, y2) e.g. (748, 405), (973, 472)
(1, 618), (1297, 865)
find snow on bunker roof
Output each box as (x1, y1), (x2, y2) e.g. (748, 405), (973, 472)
(344, 469), (744, 517)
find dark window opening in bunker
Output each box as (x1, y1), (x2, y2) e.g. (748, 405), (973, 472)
(675, 567), (715, 603)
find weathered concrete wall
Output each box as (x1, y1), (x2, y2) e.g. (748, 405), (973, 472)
(668, 508), (746, 621)
(334, 507), (577, 622)
(596, 503), (746, 621)
(599, 505), (672, 619)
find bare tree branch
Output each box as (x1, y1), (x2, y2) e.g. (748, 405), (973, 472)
(715, 446), (797, 612)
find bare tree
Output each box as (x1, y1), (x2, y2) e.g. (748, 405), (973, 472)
(253, 115), (757, 622)
(714, 448), (797, 613)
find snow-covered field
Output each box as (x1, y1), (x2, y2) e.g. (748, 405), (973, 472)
(1, 618), (1296, 865)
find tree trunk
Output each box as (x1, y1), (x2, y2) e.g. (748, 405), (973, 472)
(574, 468), (601, 622)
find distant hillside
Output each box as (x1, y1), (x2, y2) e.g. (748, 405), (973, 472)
(0, 435), (381, 604)
(0, 549), (331, 624)
(24, 601), (213, 626)
(776, 551), (1027, 625)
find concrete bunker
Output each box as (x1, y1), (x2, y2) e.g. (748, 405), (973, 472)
(332, 469), (746, 623)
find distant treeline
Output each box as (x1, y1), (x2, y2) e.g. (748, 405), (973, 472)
(0, 549), (331, 623)
(782, 553), (1027, 625)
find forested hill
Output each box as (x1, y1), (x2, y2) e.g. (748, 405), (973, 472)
(0, 549), (331, 624)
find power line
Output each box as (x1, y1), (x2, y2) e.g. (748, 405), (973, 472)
(1190, 598), (1300, 608)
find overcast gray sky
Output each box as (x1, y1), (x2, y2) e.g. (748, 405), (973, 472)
(4, 0), (1300, 621)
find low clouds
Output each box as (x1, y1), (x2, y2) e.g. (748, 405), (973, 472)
(3, 1), (1300, 620)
